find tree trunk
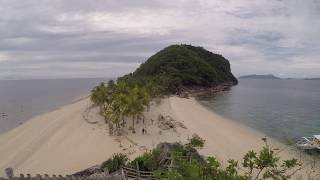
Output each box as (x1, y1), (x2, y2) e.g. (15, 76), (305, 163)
(104, 116), (108, 124)
(116, 122), (121, 136)
(132, 116), (136, 133)
(122, 116), (125, 127)
(109, 123), (113, 136)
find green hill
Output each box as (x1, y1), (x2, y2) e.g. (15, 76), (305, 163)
(118, 44), (237, 93)
(134, 44), (237, 89)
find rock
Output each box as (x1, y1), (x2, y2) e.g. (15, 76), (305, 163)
(73, 165), (102, 176)
(157, 115), (187, 130)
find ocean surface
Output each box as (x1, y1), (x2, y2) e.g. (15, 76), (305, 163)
(0, 78), (109, 134)
(1, 78), (319, 143)
(198, 79), (320, 143)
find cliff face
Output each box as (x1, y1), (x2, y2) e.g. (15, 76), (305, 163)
(133, 45), (237, 91)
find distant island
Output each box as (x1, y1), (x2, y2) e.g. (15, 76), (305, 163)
(304, 78), (320, 80)
(239, 74), (280, 79)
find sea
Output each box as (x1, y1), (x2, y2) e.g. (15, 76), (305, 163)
(0, 78), (319, 143)
(0, 78), (109, 134)
(198, 79), (320, 143)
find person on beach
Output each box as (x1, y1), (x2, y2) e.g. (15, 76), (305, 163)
(142, 128), (148, 134)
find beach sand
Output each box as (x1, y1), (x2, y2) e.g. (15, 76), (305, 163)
(0, 96), (312, 177)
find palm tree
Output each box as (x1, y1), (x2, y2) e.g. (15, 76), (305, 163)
(118, 94), (129, 128)
(110, 106), (121, 135)
(112, 82), (129, 128)
(104, 99), (124, 135)
(91, 82), (109, 112)
(104, 102), (114, 135)
(126, 86), (150, 133)
(126, 87), (137, 133)
(91, 82), (103, 106)
(91, 78), (157, 136)
(92, 83), (117, 129)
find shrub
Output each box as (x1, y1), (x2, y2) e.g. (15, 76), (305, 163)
(129, 149), (162, 171)
(187, 134), (205, 149)
(241, 138), (302, 179)
(100, 138), (302, 179)
(101, 153), (128, 173)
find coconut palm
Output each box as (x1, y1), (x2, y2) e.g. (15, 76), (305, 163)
(91, 82), (105, 107)
(125, 87), (139, 133)
(91, 78), (159, 135)
(104, 100), (123, 135)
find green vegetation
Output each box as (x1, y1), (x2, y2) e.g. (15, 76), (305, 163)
(126, 44), (237, 92)
(186, 134), (205, 149)
(92, 45), (303, 179)
(91, 80), (159, 135)
(101, 137), (301, 180)
(101, 153), (128, 173)
(91, 44), (238, 134)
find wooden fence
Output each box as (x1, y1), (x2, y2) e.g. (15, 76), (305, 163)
(2, 168), (119, 180)
(122, 167), (155, 180)
(2, 167), (156, 180)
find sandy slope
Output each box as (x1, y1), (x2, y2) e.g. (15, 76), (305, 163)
(0, 96), (310, 177)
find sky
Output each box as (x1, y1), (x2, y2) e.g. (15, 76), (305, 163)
(0, 0), (319, 79)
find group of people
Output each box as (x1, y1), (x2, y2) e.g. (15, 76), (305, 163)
(142, 128), (147, 134)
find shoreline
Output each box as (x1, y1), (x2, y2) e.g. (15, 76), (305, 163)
(0, 93), (91, 136)
(0, 96), (315, 177)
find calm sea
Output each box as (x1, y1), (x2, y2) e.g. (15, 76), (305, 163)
(2, 78), (319, 142)
(0, 78), (109, 134)
(198, 79), (320, 143)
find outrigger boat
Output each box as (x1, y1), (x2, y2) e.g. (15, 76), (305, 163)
(296, 135), (320, 150)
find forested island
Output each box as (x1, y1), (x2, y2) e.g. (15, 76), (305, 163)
(91, 44), (239, 135)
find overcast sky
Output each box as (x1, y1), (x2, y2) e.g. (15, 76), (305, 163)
(0, 0), (319, 79)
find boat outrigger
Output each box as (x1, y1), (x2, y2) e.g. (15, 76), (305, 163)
(296, 135), (320, 150)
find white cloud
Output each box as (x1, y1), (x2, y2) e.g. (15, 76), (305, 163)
(55, 9), (194, 35)
(0, 53), (9, 62)
(0, 0), (319, 79)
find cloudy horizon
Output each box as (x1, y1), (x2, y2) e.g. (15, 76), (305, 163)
(0, 0), (319, 79)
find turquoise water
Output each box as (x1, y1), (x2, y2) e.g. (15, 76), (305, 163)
(198, 79), (320, 143)
(0, 78), (109, 134)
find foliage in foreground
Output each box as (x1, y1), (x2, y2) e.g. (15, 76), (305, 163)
(101, 137), (302, 179)
(187, 134), (205, 149)
(101, 153), (128, 173)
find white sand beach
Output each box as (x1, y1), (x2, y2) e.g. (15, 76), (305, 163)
(0, 96), (311, 177)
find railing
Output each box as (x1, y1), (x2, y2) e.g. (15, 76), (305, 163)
(122, 166), (155, 180)
(2, 155), (193, 180)
(3, 166), (157, 180)
(2, 168), (115, 180)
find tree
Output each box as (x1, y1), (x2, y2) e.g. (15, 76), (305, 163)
(187, 134), (205, 149)
(91, 82), (107, 110)
(90, 71), (173, 136)
(101, 153), (128, 173)
(241, 138), (302, 180)
(127, 87), (140, 133)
